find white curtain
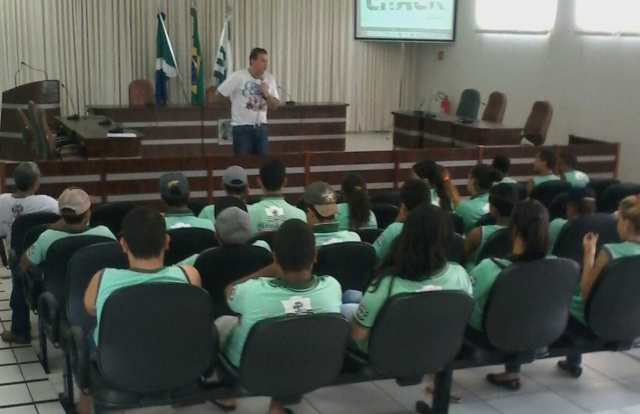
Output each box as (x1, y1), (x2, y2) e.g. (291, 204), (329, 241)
(0, 0), (419, 132)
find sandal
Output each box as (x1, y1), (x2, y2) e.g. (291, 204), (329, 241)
(486, 373), (521, 390)
(557, 360), (583, 378)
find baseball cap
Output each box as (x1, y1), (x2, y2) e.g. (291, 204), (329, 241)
(222, 166), (248, 188)
(215, 207), (251, 245)
(13, 162), (39, 191)
(159, 172), (189, 199)
(58, 187), (91, 215)
(567, 186), (596, 203)
(214, 196), (248, 220)
(303, 181), (338, 218)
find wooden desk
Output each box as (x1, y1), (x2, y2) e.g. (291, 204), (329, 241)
(56, 116), (142, 159)
(393, 111), (522, 149)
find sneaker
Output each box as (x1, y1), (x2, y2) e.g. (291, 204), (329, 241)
(0, 330), (30, 345)
(557, 360), (583, 378)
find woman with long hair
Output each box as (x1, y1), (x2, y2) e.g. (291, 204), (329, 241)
(337, 173), (377, 230)
(411, 160), (460, 211)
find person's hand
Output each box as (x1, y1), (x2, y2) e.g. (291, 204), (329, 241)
(260, 82), (269, 99)
(583, 232), (599, 256)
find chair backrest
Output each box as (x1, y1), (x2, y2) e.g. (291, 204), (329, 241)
(355, 228), (383, 245)
(371, 203), (399, 230)
(15, 108), (32, 149)
(66, 242), (129, 332)
(600, 182), (640, 214)
(449, 212), (464, 235)
(481, 91), (507, 123)
(194, 246), (273, 317)
(483, 258), (580, 352)
(98, 283), (214, 392)
(239, 314), (348, 399)
(22, 223), (54, 256)
(475, 213), (496, 228)
(314, 242), (377, 292)
(585, 256), (640, 342)
(43, 236), (116, 310)
(165, 228), (217, 266)
(476, 228), (511, 265)
(10, 213), (59, 255)
(26, 101), (44, 159)
(455, 89), (481, 119)
(531, 180), (572, 208)
(522, 101), (553, 145)
(187, 199), (209, 217)
(586, 178), (620, 211)
(447, 233), (465, 264)
(90, 202), (137, 236)
(249, 231), (276, 248)
(128, 80), (154, 107)
(548, 192), (569, 221)
(368, 291), (474, 377)
(370, 192), (401, 208)
(552, 214), (619, 265)
(515, 182), (528, 200)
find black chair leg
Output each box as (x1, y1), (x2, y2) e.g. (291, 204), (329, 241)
(38, 318), (49, 373)
(415, 367), (453, 414)
(58, 354), (75, 413)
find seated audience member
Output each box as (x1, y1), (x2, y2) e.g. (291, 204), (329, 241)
(336, 172), (377, 230)
(548, 187), (597, 252)
(464, 183), (519, 271)
(455, 164), (504, 233)
(492, 155), (518, 184)
(160, 172), (214, 231)
(300, 181), (361, 246)
(468, 200), (550, 390)
(213, 219), (341, 414)
(77, 206), (201, 414)
(343, 204), (472, 352)
(199, 165), (249, 225)
(248, 158), (306, 235)
(373, 179), (430, 261)
(559, 195), (640, 377)
(0, 162), (59, 344)
(526, 149), (561, 196)
(411, 160), (459, 210)
(557, 152), (590, 188)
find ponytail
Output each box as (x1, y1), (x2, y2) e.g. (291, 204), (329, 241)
(341, 173), (371, 230)
(413, 160), (457, 211)
(509, 200), (549, 262)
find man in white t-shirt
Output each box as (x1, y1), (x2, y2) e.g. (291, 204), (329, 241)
(0, 162), (58, 344)
(216, 47), (280, 155)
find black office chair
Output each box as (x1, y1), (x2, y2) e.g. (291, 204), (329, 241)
(515, 183), (528, 201)
(187, 199), (209, 217)
(370, 192), (401, 208)
(217, 314), (348, 404)
(69, 284), (215, 413)
(456, 89), (481, 120)
(552, 214), (619, 266)
(475, 228), (511, 266)
(587, 179), (620, 212)
(474, 213), (496, 228)
(599, 182), (640, 214)
(165, 228), (217, 266)
(194, 246), (273, 317)
(548, 193), (569, 221)
(355, 228), (383, 245)
(90, 202), (138, 236)
(314, 242), (377, 292)
(246, 195), (262, 205)
(530, 181), (572, 208)
(370, 204), (399, 230)
(9, 212), (59, 266)
(38, 235), (115, 373)
(447, 233), (465, 265)
(449, 212), (464, 236)
(21, 223), (55, 312)
(249, 231), (276, 249)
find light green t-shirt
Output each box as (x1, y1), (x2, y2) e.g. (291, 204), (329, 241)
(373, 222), (403, 261)
(248, 196), (307, 235)
(548, 218), (568, 253)
(454, 193), (490, 233)
(197, 205), (216, 227)
(26, 225), (116, 266)
(496, 177), (517, 185)
(335, 203), (377, 231)
(94, 266), (190, 344)
(178, 241), (272, 266)
(570, 242), (640, 325)
(313, 222), (361, 247)
(225, 275), (342, 366)
(464, 225), (505, 272)
(165, 209), (214, 231)
(532, 174), (561, 186)
(354, 263), (472, 352)
(564, 170), (590, 188)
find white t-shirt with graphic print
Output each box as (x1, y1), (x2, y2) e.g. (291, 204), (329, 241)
(0, 193), (58, 248)
(217, 69), (280, 126)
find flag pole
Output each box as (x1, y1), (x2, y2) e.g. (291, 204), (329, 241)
(158, 12), (190, 104)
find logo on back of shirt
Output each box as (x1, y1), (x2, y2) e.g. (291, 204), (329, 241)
(259, 206), (285, 231)
(11, 204), (24, 218)
(281, 296), (312, 315)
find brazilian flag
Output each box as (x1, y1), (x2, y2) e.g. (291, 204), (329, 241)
(190, 7), (204, 105)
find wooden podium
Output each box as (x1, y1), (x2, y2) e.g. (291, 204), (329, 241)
(0, 81), (61, 160)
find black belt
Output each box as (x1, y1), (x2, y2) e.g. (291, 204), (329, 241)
(235, 124), (265, 129)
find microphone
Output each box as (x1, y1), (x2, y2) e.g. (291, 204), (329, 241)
(414, 98), (427, 115)
(14, 66), (22, 87)
(60, 83), (80, 120)
(20, 61), (48, 81)
(277, 85), (296, 106)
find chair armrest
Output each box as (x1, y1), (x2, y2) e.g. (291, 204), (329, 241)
(38, 292), (60, 342)
(66, 326), (90, 389)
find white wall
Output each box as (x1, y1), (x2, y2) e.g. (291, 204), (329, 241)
(416, 0), (640, 180)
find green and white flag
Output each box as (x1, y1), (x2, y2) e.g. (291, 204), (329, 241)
(213, 19), (232, 86)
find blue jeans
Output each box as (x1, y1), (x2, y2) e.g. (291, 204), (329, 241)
(341, 290), (363, 318)
(232, 125), (268, 155)
(9, 266), (31, 338)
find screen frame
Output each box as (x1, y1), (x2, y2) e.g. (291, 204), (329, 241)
(354, 0), (458, 43)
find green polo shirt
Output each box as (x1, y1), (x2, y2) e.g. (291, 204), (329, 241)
(248, 195), (307, 235)
(564, 170), (590, 188)
(26, 225), (116, 266)
(165, 209), (214, 231)
(464, 225), (505, 272)
(373, 222), (403, 261)
(570, 242), (640, 325)
(197, 205), (216, 227)
(354, 263), (472, 352)
(532, 174), (561, 186)
(336, 203), (377, 230)
(224, 275), (342, 366)
(548, 218), (568, 253)
(454, 193), (490, 233)
(313, 222), (361, 247)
